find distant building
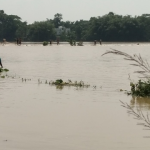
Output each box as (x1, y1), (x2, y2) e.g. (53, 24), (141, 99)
(55, 26), (70, 36)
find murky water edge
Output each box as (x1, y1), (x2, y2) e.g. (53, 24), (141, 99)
(0, 43), (150, 150)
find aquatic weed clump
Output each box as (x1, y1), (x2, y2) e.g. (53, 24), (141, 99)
(0, 68), (9, 72)
(55, 79), (63, 85)
(129, 80), (150, 97)
(49, 79), (90, 87)
(0, 68), (9, 78)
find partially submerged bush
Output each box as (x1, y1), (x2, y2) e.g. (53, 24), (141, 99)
(43, 41), (48, 46)
(0, 68), (9, 72)
(129, 80), (150, 97)
(49, 79), (90, 87)
(69, 40), (76, 46)
(55, 79), (63, 85)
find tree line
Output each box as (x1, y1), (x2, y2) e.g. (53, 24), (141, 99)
(0, 10), (150, 42)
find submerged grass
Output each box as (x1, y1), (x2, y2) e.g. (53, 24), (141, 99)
(129, 80), (150, 97)
(47, 79), (90, 87)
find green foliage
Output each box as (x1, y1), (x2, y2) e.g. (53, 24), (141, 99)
(27, 21), (56, 42)
(0, 68), (9, 72)
(43, 41), (48, 46)
(0, 10), (24, 41)
(69, 39), (76, 46)
(49, 79), (90, 87)
(55, 79), (63, 85)
(129, 80), (150, 97)
(1, 10), (150, 42)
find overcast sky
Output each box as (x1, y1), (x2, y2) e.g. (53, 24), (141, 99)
(1, 0), (150, 24)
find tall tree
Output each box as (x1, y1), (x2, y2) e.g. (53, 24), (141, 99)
(54, 13), (63, 28)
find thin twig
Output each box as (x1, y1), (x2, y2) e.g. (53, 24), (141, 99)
(102, 49), (150, 78)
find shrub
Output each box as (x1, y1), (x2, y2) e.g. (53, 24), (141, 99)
(43, 41), (48, 46)
(0, 68), (9, 72)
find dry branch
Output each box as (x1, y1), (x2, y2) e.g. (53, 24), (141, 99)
(102, 48), (150, 78)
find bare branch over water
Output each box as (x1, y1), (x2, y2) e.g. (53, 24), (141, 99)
(120, 101), (150, 129)
(102, 49), (150, 78)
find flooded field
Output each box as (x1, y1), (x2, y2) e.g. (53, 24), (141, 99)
(0, 43), (150, 150)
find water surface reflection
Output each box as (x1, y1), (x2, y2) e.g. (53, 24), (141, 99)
(130, 96), (150, 110)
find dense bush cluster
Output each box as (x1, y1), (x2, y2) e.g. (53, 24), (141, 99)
(130, 80), (150, 97)
(1, 10), (150, 42)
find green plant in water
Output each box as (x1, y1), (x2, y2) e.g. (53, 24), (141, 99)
(0, 68), (9, 72)
(49, 79), (90, 87)
(69, 39), (76, 46)
(3, 69), (9, 72)
(129, 80), (150, 97)
(43, 41), (48, 46)
(55, 79), (63, 85)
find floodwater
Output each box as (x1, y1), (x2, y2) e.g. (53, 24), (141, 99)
(0, 43), (150, 150)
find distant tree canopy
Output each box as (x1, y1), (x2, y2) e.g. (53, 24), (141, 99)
(54, 13), (63, 28)
(0, 10), (150, 42)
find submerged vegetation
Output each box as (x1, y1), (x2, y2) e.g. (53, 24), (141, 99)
(129, 80), (150, 97)
(102, 49), (150, 97)
(69, 40), (76, 46)
(43, 41), (48, 46)
(0, 68), (9, 72)
(0, 68), (9, 78)
(39, 79), (90, 88)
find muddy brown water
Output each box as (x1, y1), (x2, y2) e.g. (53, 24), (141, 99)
(0, 43), (150, 150)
